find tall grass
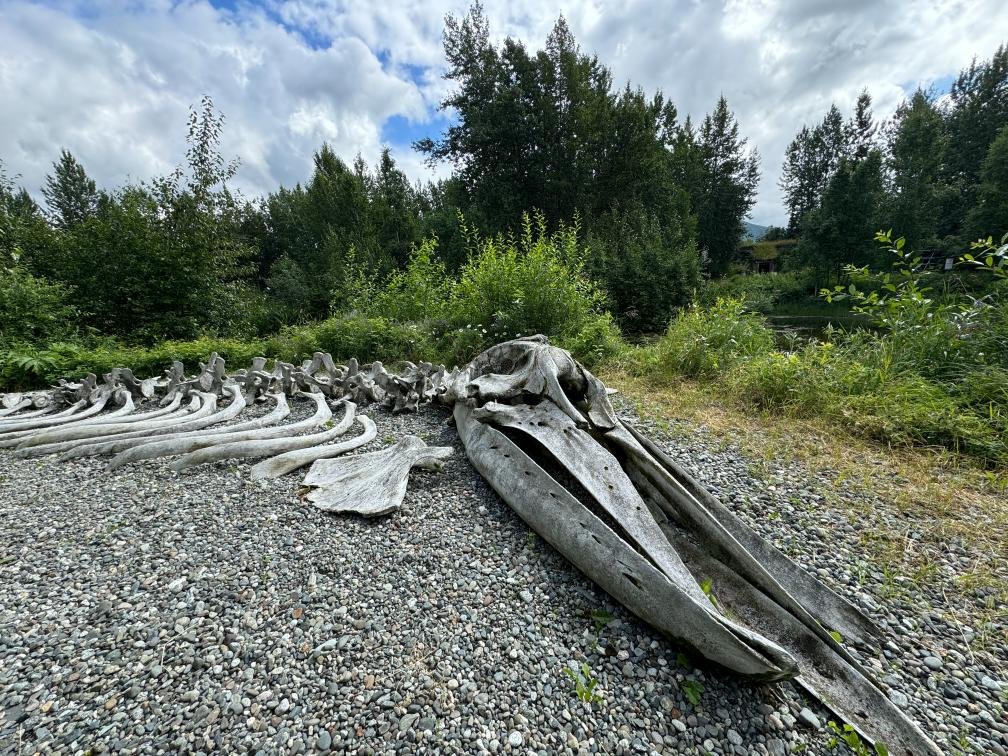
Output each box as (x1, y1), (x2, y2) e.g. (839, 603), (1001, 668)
(637, 293), (1008, 464)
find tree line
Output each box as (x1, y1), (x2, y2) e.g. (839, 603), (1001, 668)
(1, 5), (762, 346)
(5, 6), (1004, 352)
(780, 45), (1008, 284)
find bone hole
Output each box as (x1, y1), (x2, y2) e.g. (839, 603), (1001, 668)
(622, 572), (644, 590)
(548, 492), (557, 498)
(523, 470), (531, 476)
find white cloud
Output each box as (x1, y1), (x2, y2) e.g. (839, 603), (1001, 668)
(0, 0), (425, 200)
(1, 0), (1004, 225)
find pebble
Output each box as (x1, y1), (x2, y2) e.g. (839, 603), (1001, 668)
(314, 729), (331, 751)
(798, 707), (821, 730)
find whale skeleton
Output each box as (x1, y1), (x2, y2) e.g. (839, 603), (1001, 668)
(0, 338), (940, 755)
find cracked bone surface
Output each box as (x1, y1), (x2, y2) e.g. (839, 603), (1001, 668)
(301, 435), (453, 516)
(0, 337), (940, 755)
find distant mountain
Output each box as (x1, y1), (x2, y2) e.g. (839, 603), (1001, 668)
(742, 221), (769, 240)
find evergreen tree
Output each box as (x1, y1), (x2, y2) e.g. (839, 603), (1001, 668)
(780, 126), (819, 234)
(967, 125), (1008, 240)
(41, 149), (100, 230)
(692, 96), (760, 276)
(780, 103), (851, 233)
(886, 89), (947, 251)
(368, 148), (423, 269)
(846, 90), (876, 160)
(796, 150), (885, 284)
(941, 45), (1008, 239)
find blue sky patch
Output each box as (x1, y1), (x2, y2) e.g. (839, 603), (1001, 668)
(382, 112), (454, 149)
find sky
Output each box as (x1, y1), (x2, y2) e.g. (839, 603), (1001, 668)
(1, 0), (1004, 226)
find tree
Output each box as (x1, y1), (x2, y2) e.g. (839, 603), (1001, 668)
(368, 148), (423, 269)
(41, 149), (101, 230)
(262, 144), (385, 322)
(885, 89), (947, 252)
(941, 45), (1008, 239)
(587, 196), (699, 331)
(846, 90), (876, 160)
(967, 125), (1008, 240)
(418, 4), (700, 323)
(691, 96), (760, 276)
(418, 6), (622, 232)
(795, 150), (885, 285)
(780, 126), (821, 234)
(780, 104), (850, 234)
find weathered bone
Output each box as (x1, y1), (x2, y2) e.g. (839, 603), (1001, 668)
(249, 414), (377, 480)
(0, 390), (118, 443)
(14, 393), (218, 455)
(449, 336), (940, 755)
(0, 398), (86, 431)
(302, 435), (452, 516)
(169, 397), (354, 471)
(0, 396), (31, 416)
(102, 393), (291, 469)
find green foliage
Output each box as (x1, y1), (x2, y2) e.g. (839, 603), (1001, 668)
(0, 347), (62, 390)
(638, 231), (1008, 464)
(557, 313), (626, 370)
(794, 150), (886, 284)
(699, 271), (811, 314)
(699, 578), (719, 609)
(942, 45), (1008, 240)
(827, 720), (889, 756)
(589, 609), (614, 634)
(780, 103), (850, 234)
(563, 662), (603, 705)
(886, 89), (946, 252)
(587, 198), (700, 331)
(647, 298), (776, 379)
(434, 325), (488, 368)
(42, 149), (101, 230)
(450, 214), (605, 343)
(0, 264), (77, 343)
(680, 679), (704, 706)
(824, 231), (1008, 382)
(691, 96), (761, 276)
(363, 239), (451, 322)
(267, 315), (436, 366)
(967, 126), (1008, 241)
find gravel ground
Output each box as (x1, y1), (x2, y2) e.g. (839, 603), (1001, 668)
(0, 396), (1005, 755)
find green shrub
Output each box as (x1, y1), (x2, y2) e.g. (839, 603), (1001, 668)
(559, 313), (627, 370)
(586, 198), (700, 332)
(699, 270), (812, 314)
(435, 326), (487, 368)
(838, 375), (1005, 461)
(0, 266), (77, 343)
(365, 239), (451, 322)
(647, 297), (775, 379)
(450, 213), (606, 343)
(267, 315), (436, 366)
